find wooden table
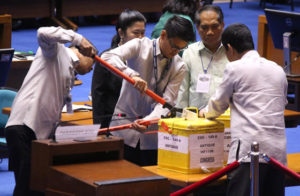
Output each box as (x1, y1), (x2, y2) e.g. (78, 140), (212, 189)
(3, 102), (300, 128)
(1, 101), (90, 126)
(143, 153), (300, 192)
(3, 102), (300, 193)
(59, 101), (92, 126)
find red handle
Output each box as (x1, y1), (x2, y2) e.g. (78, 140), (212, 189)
(94, 56), (166, 105)
(98, 118), (160, 135)
(170, 161), (240, 196)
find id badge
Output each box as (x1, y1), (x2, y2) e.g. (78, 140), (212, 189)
(196, 74), (211, 93)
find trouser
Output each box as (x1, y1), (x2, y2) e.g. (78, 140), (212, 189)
(124, 141), (157, 166)
(226, 163), (285, 196)
(5, 125), (43, 196)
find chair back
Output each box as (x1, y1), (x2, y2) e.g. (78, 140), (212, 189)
(0, 88), (17, 128)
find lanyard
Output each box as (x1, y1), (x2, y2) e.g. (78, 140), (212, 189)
(153, 40), (170, 93)
(199, 51), (213, 74)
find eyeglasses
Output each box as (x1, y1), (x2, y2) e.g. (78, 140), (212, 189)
(168, 38), (188, 52)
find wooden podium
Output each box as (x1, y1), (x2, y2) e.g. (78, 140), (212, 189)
(47, 160), (169, 196)
(30, 136), (170, 195)
(30, 136), (124, 192)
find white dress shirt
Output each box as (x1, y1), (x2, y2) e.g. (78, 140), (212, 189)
(6, 27), (82, 139)
(176, 41), (228, 109)
(101, 37), (186, 149)
(204, 50), (288, 165)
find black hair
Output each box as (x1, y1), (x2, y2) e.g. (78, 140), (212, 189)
(222, 23), (255, 53)
(195, 4), (224, 26)
(162, 0), (199, 22)
(111, 9), (146, 48)
(163, 15), (196, 43)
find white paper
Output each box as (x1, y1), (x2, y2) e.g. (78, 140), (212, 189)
(158, 132), (188, 154)
(189, 150), (224, 169)
(55, 124), (99, 141)
(196, 74), (211, 93)
(181, 108), (198, 120)
(61, 104), (92, 113)
(189, 132), (224, 169)
(189, 132), (224, 150)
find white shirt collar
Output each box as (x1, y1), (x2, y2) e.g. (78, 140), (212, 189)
(66, 48), (80, 68)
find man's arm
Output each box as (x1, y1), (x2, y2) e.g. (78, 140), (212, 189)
(144, 63), (186, 120)
(176, 65), (190, 109)
(201, 65), (234, 119)
(176, 49), (192, 109)
(101, 38), (147, 92)
(37, 26), (82, 58)
(101, 38), (141, 78)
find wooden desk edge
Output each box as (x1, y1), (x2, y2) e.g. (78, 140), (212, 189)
(2, 106), (300, 127)
(74, 80), (83, 86)
(143, 153), (300, 187)
(143, 166), (226, 187)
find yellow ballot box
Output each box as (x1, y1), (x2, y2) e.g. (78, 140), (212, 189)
(216, 109), (231, 164)
(157, 117), (224, 174)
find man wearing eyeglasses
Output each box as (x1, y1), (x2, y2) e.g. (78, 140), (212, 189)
(101, 15), (195, 166)
(176, 5), (228, 110)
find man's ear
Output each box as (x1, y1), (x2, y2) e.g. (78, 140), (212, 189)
(227, 43), (240, 61)
(220, 22), (225, 29)
(227, 44), (234, 55)
(160, 30), (167, 40)
(118, 28), (124, 40)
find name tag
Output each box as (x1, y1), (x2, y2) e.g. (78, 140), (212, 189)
(196, 74), (211, 93)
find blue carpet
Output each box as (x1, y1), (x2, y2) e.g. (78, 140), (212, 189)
(2, 1), (300, 195)
(0, 158), (14, 196)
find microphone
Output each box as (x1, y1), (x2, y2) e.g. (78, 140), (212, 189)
(50, 121), (61, 143)
(109, 115), (143, 122)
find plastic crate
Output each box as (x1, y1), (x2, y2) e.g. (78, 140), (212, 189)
(158, 117), (224, 174)
(216, 109), (231, 164)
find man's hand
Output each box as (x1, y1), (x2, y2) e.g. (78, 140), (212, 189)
(132, 76), (147, 94)
(79, 37), (97, 57)
(131, 119), (147, 132)
(199, 109), (206, 118)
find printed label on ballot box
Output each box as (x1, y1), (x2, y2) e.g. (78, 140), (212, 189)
(158, 132), (188, 154)
(189, 132), (224, 169)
